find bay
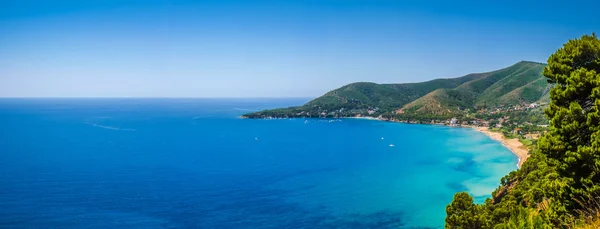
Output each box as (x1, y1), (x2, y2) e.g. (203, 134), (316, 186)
(0, 98), (517, 228)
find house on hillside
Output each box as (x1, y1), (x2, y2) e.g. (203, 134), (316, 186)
(513, 128), (522, 134)
(450, 118), (458, 126)
(481, 121), (489, 127)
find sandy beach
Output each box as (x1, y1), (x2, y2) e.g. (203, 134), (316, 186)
(473, 127), (530, 168)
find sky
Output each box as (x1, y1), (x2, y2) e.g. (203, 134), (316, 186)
(0, 0), (598, 98)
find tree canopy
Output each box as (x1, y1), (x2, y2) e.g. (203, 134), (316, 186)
(445, 34), (600, 228)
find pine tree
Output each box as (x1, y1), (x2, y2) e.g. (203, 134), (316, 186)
(445, 34), (600, 228)
(538, 33), (600, 210)
(446, 192), (482, 228)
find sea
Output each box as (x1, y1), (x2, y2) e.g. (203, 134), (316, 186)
(0, 98), (518, 228)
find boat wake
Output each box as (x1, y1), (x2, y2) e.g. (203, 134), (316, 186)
(85, 122), (136, 131)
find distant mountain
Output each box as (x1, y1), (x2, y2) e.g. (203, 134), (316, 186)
(243, 61), (548, 118)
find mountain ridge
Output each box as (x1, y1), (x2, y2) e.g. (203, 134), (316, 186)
(243, 61), (548, 119)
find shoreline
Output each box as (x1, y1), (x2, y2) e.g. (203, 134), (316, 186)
(341, 116), (381, 120)
(472, 127), (529, 168)
(243, 116), (530, 168)
(358, 117), (530, 167)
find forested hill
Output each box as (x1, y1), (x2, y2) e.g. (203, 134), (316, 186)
(243, 61), (548, 118)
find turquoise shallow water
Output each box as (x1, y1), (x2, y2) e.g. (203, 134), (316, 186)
(0, 98), (517, 228)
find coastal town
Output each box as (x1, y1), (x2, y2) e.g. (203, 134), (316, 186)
(385, 102), (548, 140)
(250, 101), (548, 140)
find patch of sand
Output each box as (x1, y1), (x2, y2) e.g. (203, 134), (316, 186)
(473, 127), (530, 168)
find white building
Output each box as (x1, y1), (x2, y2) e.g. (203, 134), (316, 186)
(450, 118), (458, 126)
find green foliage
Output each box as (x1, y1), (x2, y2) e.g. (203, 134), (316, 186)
(446, 192), (486, 229)
(303, 79), (479, 113)
(538, 32), (600, 212)
(403, 61), (548, 115)
(476, 61), (546, 106)
(243, 61), (550, 118)
(402, 88), (477, 114)
(445, 34), (600, 228)
(493, 207), (550, 229)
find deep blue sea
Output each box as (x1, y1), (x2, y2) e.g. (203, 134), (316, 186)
(0, 98), (517, 228)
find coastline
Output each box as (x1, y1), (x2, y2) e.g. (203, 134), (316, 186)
(341, 116), (381, 120)
(472, 127), (529, 168)
(243, 115), (530, 168)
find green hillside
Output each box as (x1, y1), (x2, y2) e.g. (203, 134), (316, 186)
(401, 61), (547, 114)
(243, 61), (548, 118)
(401, 88), (477, 115)
(302, 73), (482, 111)
(475, 61), (546, 105)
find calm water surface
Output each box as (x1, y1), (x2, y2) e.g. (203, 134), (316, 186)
(0, 98), (517, 228)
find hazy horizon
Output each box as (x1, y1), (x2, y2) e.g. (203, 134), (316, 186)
(0, 60), (547, 99)
(1, 0), (597, 97)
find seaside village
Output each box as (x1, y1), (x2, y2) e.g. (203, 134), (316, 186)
(387, 102), (548, 145)
(260, 101), (549, 147)
(315, 101), (550, 146)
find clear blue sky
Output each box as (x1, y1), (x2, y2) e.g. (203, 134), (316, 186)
(1, 0), (597, 97)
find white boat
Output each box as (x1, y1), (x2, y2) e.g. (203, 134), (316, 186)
(389, 144), (394, 147)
